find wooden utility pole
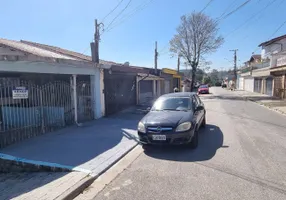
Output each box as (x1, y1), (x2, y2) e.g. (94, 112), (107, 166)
(91, 19), (103, 64)
(154, 41), (158, 74)
(230, 49), (238, 81)
(177, 54), (180, 73)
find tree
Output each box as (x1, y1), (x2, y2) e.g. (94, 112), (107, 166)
(202, 75), (211, 85)
(209, 69), (219, 85)
(170, 12), (224, 91)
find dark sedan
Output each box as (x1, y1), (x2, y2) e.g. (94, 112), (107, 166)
(138, 92), (206, 149)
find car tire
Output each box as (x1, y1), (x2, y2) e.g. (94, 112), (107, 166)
(189, 129), (198, 149)
(142, 144), (150, 151)
(201, 116), (206, 128)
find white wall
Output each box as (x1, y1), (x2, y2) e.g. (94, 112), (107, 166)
(262, 38), (286, 59)
(244, 78), (254, 92)
(90, 68), (104, 119)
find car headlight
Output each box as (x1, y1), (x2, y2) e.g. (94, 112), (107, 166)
(138, 122), (146, 133)
(175, 122), (192, 132)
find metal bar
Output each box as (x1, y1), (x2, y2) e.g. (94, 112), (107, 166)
(73, 75), (78, 124)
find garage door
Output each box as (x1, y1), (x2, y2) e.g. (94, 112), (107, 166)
(139, 80), (153, 104)
(254, 78), (262, 93)
(239, 78), (244, 90)
(244, 78), (254, 92)
(164, 80), (170, 94)
(266, 78), (273, 96)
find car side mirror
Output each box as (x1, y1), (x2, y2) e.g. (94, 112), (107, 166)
(146, 107), (151, 111)
(195, 105), (204, 111)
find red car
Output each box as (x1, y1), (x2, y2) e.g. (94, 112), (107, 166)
(198, 85), (209, 94)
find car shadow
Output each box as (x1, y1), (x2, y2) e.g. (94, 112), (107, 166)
(144, 124), (224, 162)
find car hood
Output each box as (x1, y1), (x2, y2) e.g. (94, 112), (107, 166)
(141, 111), (193, 127)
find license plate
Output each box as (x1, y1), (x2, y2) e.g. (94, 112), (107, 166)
(152, 135), (166, 141)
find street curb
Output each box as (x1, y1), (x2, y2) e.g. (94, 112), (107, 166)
(247, 98), (286, 116)
(0, 153), (90, 173)
(57, 142), (139, 200)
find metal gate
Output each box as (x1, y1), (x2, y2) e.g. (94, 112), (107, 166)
(265, 78), (273, 96)
(254, 78), (262, 93)
(0, 78), (93, 148)
(77, 82), (94, 122)
(273, 75), (283, 98)
(104, 73), (136, 116)
(139, 80), (153, 104)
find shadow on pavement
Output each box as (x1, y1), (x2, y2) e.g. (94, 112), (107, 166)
(0, 110), (142, 168)
(144, 124), (224, 162)
(0, 172), (68, 200)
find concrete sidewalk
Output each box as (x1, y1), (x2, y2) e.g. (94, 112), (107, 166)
(0, 108), (143, 200)
(224, 89), (286, 115)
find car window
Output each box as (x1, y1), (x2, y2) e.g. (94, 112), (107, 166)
(192, 96), (199, 108)
(199, 85), (208, 88)
(194, 95), (202, 105)
(152, 97), (192, 111)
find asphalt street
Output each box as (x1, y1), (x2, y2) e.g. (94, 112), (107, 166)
(92, 87), (286, 200)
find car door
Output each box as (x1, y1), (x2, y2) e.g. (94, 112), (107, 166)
(194, 95), (204, 126)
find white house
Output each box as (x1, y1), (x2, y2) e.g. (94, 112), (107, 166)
(0, 38), (113, 148)
(259, 34), (286, 98)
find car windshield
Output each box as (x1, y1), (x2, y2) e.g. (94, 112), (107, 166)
(199, 85), (208, 88)
(151, 97), (192, 111)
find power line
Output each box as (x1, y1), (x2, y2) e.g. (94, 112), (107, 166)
(269, 20), (286, 39)
(218, 0), (252, 21)
(200, 0), (214, 13)
(253, 20), (286, 53)
(225, 0), (279, 38)
(104, 0), (154, 33)
(101, 0), (124, 22)
(217, 0), (237, 19)
(104, 0), (133, 32)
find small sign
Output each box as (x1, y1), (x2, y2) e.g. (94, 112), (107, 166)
(12, 87), (28, 99)
(277, 56), (286, 67)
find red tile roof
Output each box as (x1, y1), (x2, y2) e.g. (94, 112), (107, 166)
(258, 34), (286, 47)
(251, 54), (261, 60)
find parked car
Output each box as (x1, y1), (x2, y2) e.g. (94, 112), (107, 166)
(138, 92), (206, 149)
(198, 84), (209, 94)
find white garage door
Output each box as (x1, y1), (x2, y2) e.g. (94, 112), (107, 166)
(239, 77), (244, 90)
(164, 80), (170, 94)
(244, 78), (254, 92)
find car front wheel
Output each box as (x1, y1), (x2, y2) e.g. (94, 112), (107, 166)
(189, 129), (198, 149)
(201, 116), (206, 128)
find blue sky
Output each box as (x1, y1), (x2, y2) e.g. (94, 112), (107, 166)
(1, 0), (286, 71)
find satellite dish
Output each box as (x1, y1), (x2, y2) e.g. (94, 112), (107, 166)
(123, 62), (130, 66)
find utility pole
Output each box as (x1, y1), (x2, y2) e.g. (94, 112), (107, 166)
(230, 49), (238, 82)
(91, 19), (104, 64)
(177, 54), (180, 73)
(154, 41), (158, 74)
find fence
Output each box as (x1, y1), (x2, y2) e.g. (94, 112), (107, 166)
(0, 78), (94, 148)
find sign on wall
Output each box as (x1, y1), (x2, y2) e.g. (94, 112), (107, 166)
(12, 87), (28, 99)
(277, 56), (286, 67)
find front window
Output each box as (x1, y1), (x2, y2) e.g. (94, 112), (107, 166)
(199, 85), (208, 88)
(152, 97), (192, 111)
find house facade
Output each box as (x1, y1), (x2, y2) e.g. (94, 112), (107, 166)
(259, 34), (286, 99)
(0, 38), (113, 148)
(161, 68), (182, 92)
